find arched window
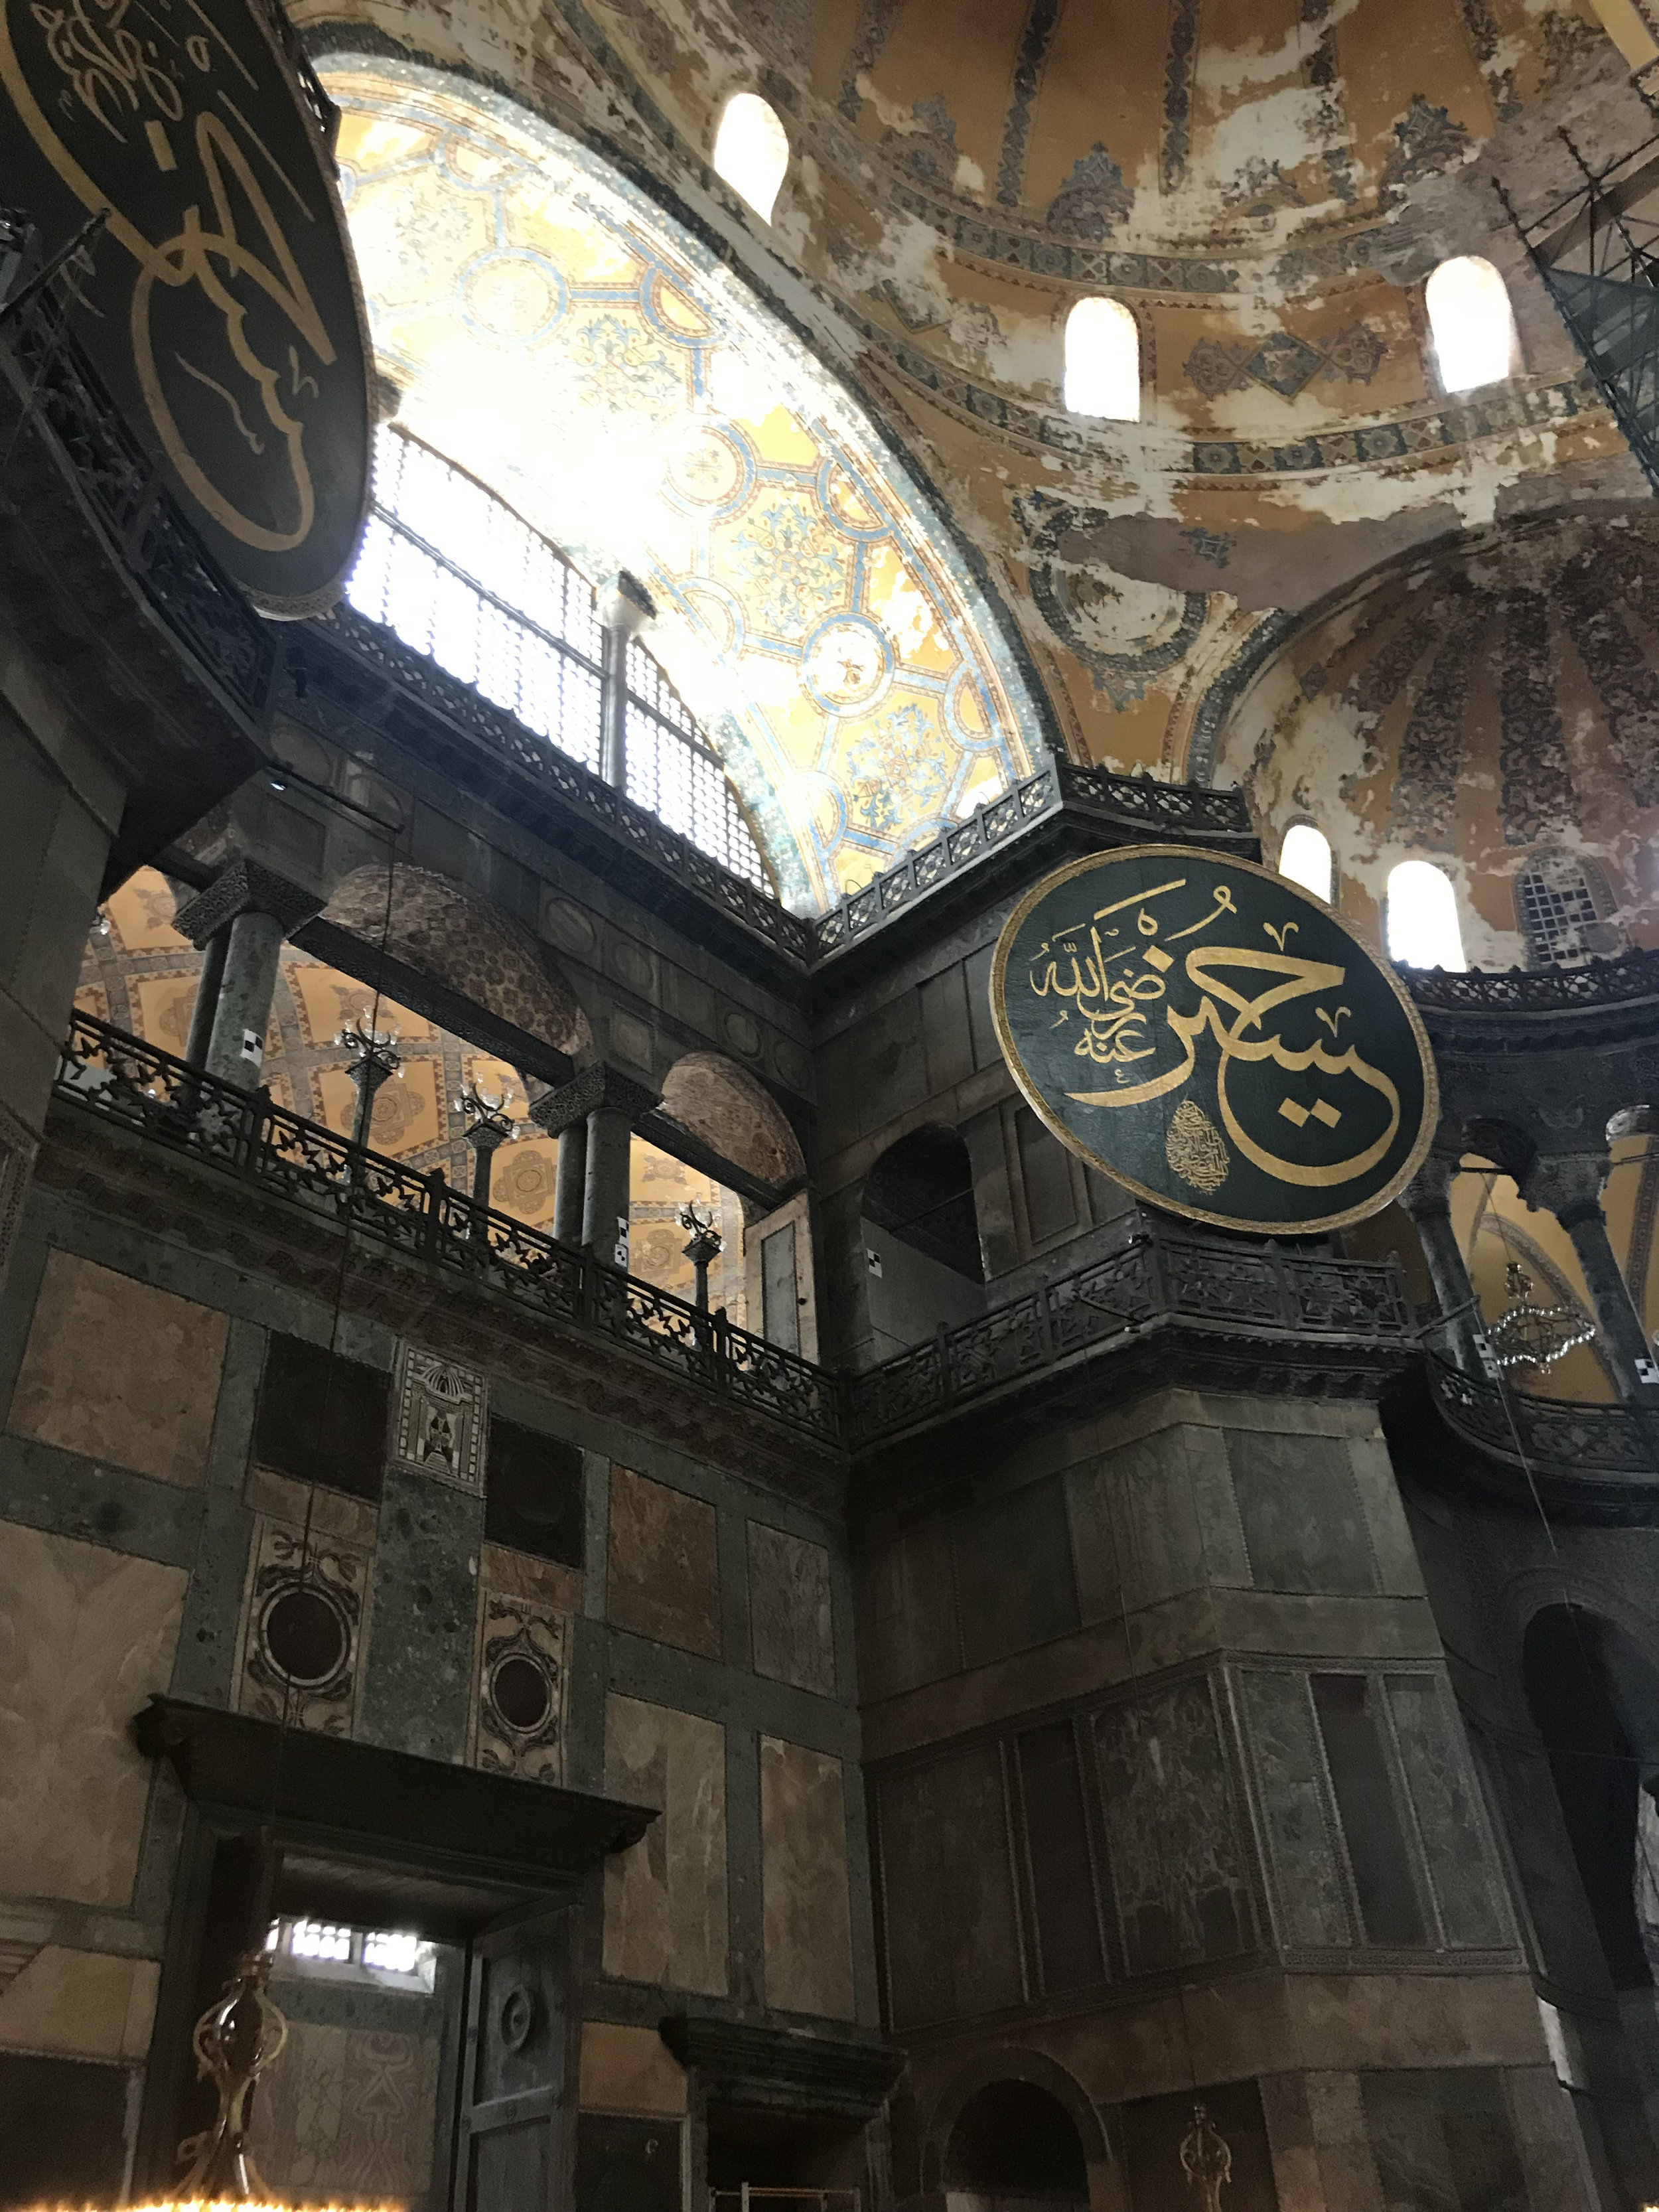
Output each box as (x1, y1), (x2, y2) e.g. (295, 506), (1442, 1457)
(1279, 822), (1333, 903)
(1386, 859), (1466, 972)
(712, 93), (790, 223)
(1063, 297), (1140, 421)
(348, 426), (772, 890)
(1425, 256), (1517, 393)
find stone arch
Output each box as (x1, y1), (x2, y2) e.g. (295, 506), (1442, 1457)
(658, 1053), (804, 1188)
(857, 1121), (986, 1357)
(323, 863), (591, 1055)
(922, 2047), (1106, 2195)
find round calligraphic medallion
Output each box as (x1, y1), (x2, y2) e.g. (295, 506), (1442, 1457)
(991, 845), (1438, 1236)
(1, 0), (372, 613)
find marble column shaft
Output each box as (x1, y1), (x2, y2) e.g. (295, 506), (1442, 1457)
(552, 1119), (587, 1246)
(1400, 1151), (1486, 1370)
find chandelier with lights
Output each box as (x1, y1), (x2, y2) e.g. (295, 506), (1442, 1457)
(1485, 1262), (1596, 1373)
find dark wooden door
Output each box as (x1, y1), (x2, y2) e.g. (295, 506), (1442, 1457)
(453, 1902), (575, 2212)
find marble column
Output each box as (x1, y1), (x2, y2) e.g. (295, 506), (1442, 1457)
(1400, 1148), (1486, 1371)
(530, 1065), (659, 1262)
(551, 1119), (587, 1246)
(1522, 1150), (1659, 1400)
(596, 571), (657, 794)
(174, 860), (323, 1090)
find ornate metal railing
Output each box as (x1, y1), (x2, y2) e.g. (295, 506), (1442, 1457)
(0, 285), (276, 732)
(1405, 944), (1659, 1015)
(1428, 1356), (1659, 1479)
(52, 1013), (841, 1443)
(847, 1227), (1413, 1444)
(809, 760), (1256, 957)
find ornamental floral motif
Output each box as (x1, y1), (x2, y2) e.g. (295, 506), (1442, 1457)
(732, 502), (846, 639)
(1046, 143), (1133, 239)
(1380, 95), (1474, 197)
(569, 313), (682, 416)
(842, 702), (948, 837)
(1185, 322), (1386, 402)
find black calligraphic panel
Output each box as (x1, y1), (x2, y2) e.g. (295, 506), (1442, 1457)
(1, 0), (370, 612)
(991, 844), (1437, 1234)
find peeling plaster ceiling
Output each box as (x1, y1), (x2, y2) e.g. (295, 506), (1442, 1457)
(327, 60), (1047, 908)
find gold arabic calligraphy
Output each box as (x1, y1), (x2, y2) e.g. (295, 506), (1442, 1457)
(5, 0), (334, 552)
(1027, 876), (1402, 1191)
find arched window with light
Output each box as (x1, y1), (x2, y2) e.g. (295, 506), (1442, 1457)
(1386, 859), (1467, 972)
(1279, 822), (1333, 904)
(1064, 297), (1141, 421)
(1425, 256), (1518, 393)
(712, 93), (790, 223)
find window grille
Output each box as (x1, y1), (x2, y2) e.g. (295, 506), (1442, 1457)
(624, 636), (771, 890)
(346, 428), (770, 890)
(1516, 859), (1603, 968)
(267, 1914), (437, 1990)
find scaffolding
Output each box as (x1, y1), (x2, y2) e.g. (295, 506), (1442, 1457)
(1502, 131), (1659, 493)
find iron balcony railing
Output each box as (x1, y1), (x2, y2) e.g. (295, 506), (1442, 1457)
(1428, 1355), (1659, 1481)
(0, 281), (276, 733)
(52, 1013), (1414, 1454)
(54, 1012), (841, 1445)
(846, 1226), (1413, 1445)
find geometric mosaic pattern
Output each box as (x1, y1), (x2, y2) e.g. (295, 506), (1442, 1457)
(329, 63), (1042, 907)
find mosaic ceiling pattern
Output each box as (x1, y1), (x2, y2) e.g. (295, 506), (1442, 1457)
(327, 62), (1045, 907)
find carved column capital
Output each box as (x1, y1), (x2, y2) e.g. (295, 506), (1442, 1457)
(1399, 1149), (1462, 1222)
(174, 857), (324, 948)
(528, 1064), (660, 1138)
(1520, 1149), (1610, 1230)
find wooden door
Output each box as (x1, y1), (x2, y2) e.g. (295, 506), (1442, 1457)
(453, 1902), (574, 2212)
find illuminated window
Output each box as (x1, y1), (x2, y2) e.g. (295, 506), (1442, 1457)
(267, 1915), (437, 1991)
(1386, 859), (1466, 972)
(1425, 256), (1517, 393)
(1280, 822), (1333, 903)
(713, 93), (790, 222)
(347, 426), (772, 891)
(1063, 297), (1141, 421)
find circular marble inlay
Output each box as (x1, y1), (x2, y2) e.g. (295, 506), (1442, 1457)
(263, 1586), (347, 1686)
(492, 1653), (553, 1732)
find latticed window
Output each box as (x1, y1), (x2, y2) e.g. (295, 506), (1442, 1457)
(346, 427), (771, 891)
(624, 640), (770, 891)
(1516, 856), (1603, 968)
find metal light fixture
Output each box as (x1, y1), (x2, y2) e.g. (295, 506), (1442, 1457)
(1486, 1261), (1596, 1374)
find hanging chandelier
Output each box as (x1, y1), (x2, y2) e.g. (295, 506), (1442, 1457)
(1485, 1262), (1596, 1373)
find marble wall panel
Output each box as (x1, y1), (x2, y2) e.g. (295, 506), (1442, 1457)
(1063, 1457), (1122, 1624)
(1094, 1674), (1258, 1976)
(233, 1514), (368, 1737)
(578, 2021), (687, 2114)
(359, 1463), (480, 1761)
(1108, 1430), (1210, 1610)
(0, 2053), (129, 2208)
(1384, 1674), (1513, 1949)
(1225, 1430), (1379, 1596)
(759, 1737), (856, 2020)
(8, 1251), (226, 1486)
(748, 1522), (835, 1696)
(0, 1523), (185, 1905)
(472, 1583), (570, 1784)
(1237, 1668), (1354, 1950)
(954, 1475), (1080, 1668)
(607, 1466), (721, 1659)
(603, 1694), (727, 1996)
(856, 1520), (958, 1702)
(1358, 2067), (1525, 2211)
(246, 2020), (440, 2201)
(0, 1946), (158, 2058)
(875, 1743), (1023, 2029)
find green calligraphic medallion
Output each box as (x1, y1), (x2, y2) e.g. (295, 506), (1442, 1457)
(1, 0), (372, 613)
(991, 845), (1439, 1235)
